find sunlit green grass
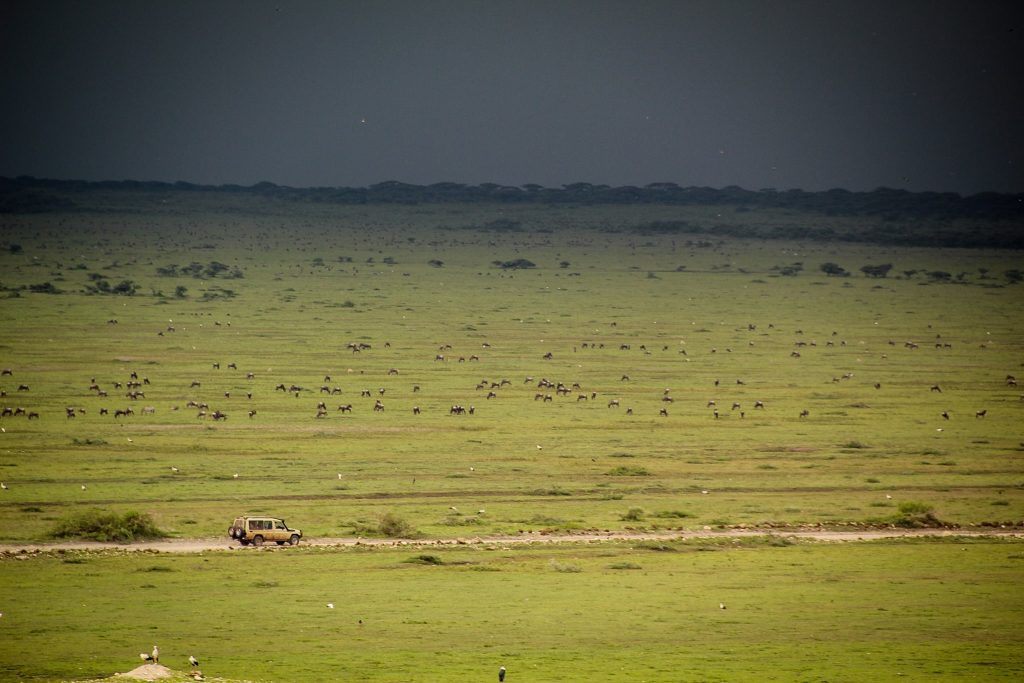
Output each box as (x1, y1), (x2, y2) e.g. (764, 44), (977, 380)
(0, 202), (1022, 542)
(1, 200), (1023, 681)
(1, 538), (1022, 682)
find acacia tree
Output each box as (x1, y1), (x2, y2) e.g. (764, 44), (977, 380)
(820, 262), (849, 277)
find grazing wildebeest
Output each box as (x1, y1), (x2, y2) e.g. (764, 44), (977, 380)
(388, 368), (399, 375)
(930, 384), (942, 393)
(212, 410), (227, 420)
(337, 404), (353, 413)
(66, 407), (76, 419)
(662, 396), (674, 403)
(317, 401), (327, 411)
(289, 385), (302, 393)
(468, 406), (475, 414)
(99, 408), (108, 415)
(799, 409), (810, 418)
(543, 394), (553, 402)
(27, 411), (39, 419)
(659, 408), (669, 417)
(731, 402), (741, 410)
(469, 355), (479, 362)
(0, 368), (12, 376)
(224, 391), (231, 399)
(450, 405), (465, 415)
(975, 409), (987, 418)
(874, 383), (881, 389)
(361, 389), (372, 397)
(320, 385), (331, 394)
(17, 385), (29, 392)
(247, 372), (256, 379)
(754, 400), (765, 409)
(114, 408), (133, 418)
(142, 406), (155, 415)
(435, 354), (446, 361)
(373, 400), (384, 412)
(190, 380), (201, 388)
(608, 399), (620, 408)
(316, 408), (327, 418)
(412, 406), (420, 415)
(275, 383), (287, 392)
(331, 387), (342, 395)
(248, 410), (257, 418)
(212, 362), (220, 369)
(941, 411), (950, 420)
(577, 394), (587, 401)
(228, 362), (237, 370)
(413, 384), (420, 392)
(621, 375), (629, 381)
(487, 391), (498, 399)
(543, 352), (553, 359)
(534, 393), (545, 401)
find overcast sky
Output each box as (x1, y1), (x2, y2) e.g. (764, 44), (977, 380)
(1, 1), (1021, 194)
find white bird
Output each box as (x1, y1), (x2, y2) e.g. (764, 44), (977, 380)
(536, 445), (543, 450)
(701, 490), (709, 495)
(886, 494), (892, 500)
(171, 467), (179, 473)
(189, 655), (199, 668)
(152, 645), (159, 663)
(1, 482), (7, 490)
(337, 473), (342, 479)
(719, 602), (726, 610)
(80, 485), (87, 491)
(127, 438), (133, 443)
(139, 653), (153, 663)
(233, 473), (239, 479)
(327, 603), (334, 609)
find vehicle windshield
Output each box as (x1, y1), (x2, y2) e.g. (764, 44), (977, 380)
(276, 520), (286, 529)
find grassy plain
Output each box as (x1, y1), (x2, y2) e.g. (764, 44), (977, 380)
(2, 538), (1023, 682)
(0, 195), (1022, 680)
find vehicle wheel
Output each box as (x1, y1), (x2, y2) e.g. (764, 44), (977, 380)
(289, 534), (300, 546)
(252, 535), (264, 547)
(229, 527), (238, 538)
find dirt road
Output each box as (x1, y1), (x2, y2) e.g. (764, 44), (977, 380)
(1, 527), (1020, 554)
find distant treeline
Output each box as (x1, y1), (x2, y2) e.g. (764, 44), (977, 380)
(2, 176), (1022, 221)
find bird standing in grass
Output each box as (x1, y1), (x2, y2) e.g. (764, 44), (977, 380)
(499, 665), (506, 681)
(189, 654), (199, 668)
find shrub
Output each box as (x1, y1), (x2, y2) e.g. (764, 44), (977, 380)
(884, 501), (947, 528)
(606, 466), (651, 476)
(404, 554), (445, 565)
(48, 509), (167, 542)
(621, 506), (645, 521)
(378, 512), (418, 538)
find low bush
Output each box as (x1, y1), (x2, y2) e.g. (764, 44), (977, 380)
(48, 509), (167, 542)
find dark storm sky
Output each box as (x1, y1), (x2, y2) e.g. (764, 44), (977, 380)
(1, 1), (1022, 194)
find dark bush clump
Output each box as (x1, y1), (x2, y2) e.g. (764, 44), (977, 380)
(48, 509), (168, 542)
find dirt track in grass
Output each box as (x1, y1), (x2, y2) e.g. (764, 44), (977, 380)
(2, 527), (1020, 554)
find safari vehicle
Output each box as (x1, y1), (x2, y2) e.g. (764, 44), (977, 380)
(228, 516), (302, 546)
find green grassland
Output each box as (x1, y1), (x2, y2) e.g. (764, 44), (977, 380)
(0, 196), (1022, 680)
(1, 538), (1023, 682)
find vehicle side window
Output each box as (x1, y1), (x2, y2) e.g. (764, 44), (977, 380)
(248, 520), (257, 530)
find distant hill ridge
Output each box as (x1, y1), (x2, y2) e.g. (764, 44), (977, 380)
(2, 175), (1022, 222)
